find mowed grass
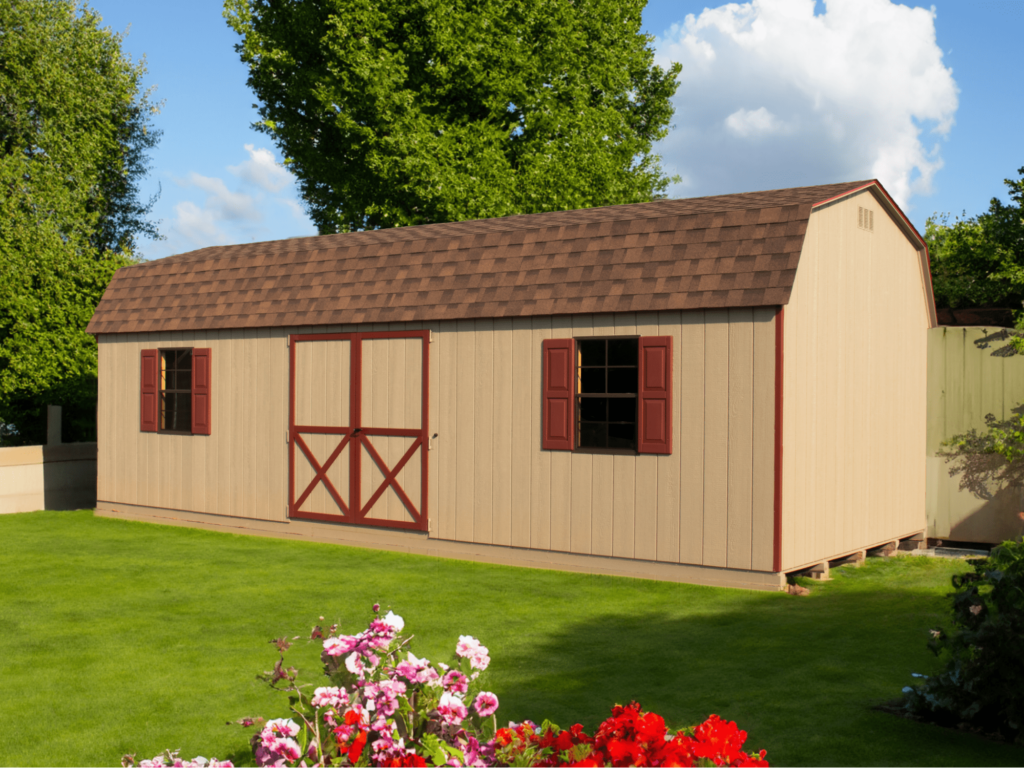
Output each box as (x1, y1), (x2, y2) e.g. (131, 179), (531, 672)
(0, 510), (1020, 766)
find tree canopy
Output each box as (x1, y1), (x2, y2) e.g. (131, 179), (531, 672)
(224, 0), (682, 233)
(0, 0), (161, 445)
(927, 167), (1024, 310)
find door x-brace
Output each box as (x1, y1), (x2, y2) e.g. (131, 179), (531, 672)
(288, 330), (429, 531)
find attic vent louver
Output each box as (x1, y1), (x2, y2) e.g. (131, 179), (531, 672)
(858, 206), (874, 232)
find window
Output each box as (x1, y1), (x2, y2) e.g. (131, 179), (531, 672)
(576, 337), (638, 450)
(542, 335), (672, 455)
(160, 349), (192, 433)
(140, 347), (212, 435)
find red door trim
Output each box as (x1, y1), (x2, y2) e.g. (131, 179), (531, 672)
(288, 336), (296, 516)
(773, 307), (785, 573)
(359, 436), (424, 521)
(288, 330), (429, 532)
(350, 336), (363, 519)
(293, 432), (353, 514)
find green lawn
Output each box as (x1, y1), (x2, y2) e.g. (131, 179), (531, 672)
(0, 510), (1019, 767)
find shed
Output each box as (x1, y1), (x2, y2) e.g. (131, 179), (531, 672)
(87, 180), (935, 590)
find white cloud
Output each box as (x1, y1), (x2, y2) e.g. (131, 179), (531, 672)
(228, 143), (295, 193)
(724, 107), (790, 138)
(277, 197), (311, 222)
(170, 200), (232, 247)
(181, 172), (262, 222)
(153, 144), (317, 256)
(653, 0), (959, 209)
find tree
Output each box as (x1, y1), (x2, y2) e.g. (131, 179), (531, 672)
(927, 167), (1024, 310)
(0, 0), (161, 445)
(224, 0), (681, 233)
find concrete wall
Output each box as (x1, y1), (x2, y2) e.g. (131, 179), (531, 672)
(0, 442), (97, 514)
(780, 188), (933, 570)
(927, 326), (1024, 543)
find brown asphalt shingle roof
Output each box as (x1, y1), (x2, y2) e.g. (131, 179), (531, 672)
(87, 180), (876, 335)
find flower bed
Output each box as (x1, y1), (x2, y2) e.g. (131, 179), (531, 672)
(125, 605), (767, 767)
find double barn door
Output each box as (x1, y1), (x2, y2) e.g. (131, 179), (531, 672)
(289, 331), (429, 531)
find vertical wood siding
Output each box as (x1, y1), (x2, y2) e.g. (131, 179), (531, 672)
(927, 326), (1024, 543)
(781, 191), (931, 570)
(98, 311), (777, 570)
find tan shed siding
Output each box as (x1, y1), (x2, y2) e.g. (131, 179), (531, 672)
(98, 329), (291, 521)
(926, 327), (1024, 544)
(429, 310), (776, 570)
(781, 190), (930, 571)
(98, 310), (777, 572)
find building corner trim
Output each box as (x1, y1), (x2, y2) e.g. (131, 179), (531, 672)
(773, 306), (785, 572)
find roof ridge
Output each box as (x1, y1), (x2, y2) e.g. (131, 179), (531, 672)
(141, 180), (873, 268)
(89, 179), (879, 335)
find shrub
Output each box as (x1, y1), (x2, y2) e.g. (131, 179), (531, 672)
(902, 539), (1024, 741)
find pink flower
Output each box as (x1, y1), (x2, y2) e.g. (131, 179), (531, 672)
(473, 691), (499, 718)
(323, 635), (358, 657)
(346, 651), (378, 677)
(455, 635), (490, 671)
(265, 719), (299, 738)
(273, 737), (301, 762)
(437, 691), (469, 725)
(311, 686), (349, 709)
(443, 670), (469, 695)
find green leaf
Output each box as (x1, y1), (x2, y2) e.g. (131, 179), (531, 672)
(223, 0), (680, 235)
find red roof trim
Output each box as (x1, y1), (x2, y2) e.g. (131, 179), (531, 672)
(813, 179), (926, 251)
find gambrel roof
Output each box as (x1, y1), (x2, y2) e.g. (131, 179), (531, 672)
(87, 179), (918, 335)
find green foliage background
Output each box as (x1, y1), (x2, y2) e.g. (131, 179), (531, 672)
(927, 167), (1024, 311)
(0, 0), (160, 445)
(224, 0), (682, 233)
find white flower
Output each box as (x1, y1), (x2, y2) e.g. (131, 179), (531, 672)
(382, 611), (405, 632)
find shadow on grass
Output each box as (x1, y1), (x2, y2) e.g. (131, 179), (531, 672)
(492, 566), (1023, 767)
(2, 512), (1021, 767)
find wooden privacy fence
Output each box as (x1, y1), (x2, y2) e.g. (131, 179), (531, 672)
(927, 327), (1024, 543)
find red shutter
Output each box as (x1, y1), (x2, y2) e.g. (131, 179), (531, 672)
(638, 336), (672, 454)
(192, 348), (212, 435)
(542, 338), (575, 451)
(140, 349), (159, 432)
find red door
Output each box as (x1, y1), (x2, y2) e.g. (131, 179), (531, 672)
(288, 331), (429, 531)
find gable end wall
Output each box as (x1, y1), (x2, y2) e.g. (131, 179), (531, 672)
(780, 189), (931, 570)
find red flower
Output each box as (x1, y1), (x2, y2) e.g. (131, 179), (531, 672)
(347, 730), (367, 764)
(380, 754), (427, 767)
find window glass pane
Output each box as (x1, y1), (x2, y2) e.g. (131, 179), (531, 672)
(579, 421), (607, 448)
(578, 339), (605, 367)
(164, 392), (192, 432)
(608, 397), (636, 423)
(178, 349), (192, 369)
(579, 397), (607, 423)
(580, 367), (605, 394)
(608, 422), (635, 449)
(608, 367), (637, 393)
(608, 338), (637, 366)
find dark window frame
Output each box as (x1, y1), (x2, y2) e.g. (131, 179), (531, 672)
(574, 336), (640, 454)
(158, 347), (193, 435)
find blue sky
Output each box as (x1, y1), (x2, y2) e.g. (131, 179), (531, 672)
(91, 0), (1022, 261)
